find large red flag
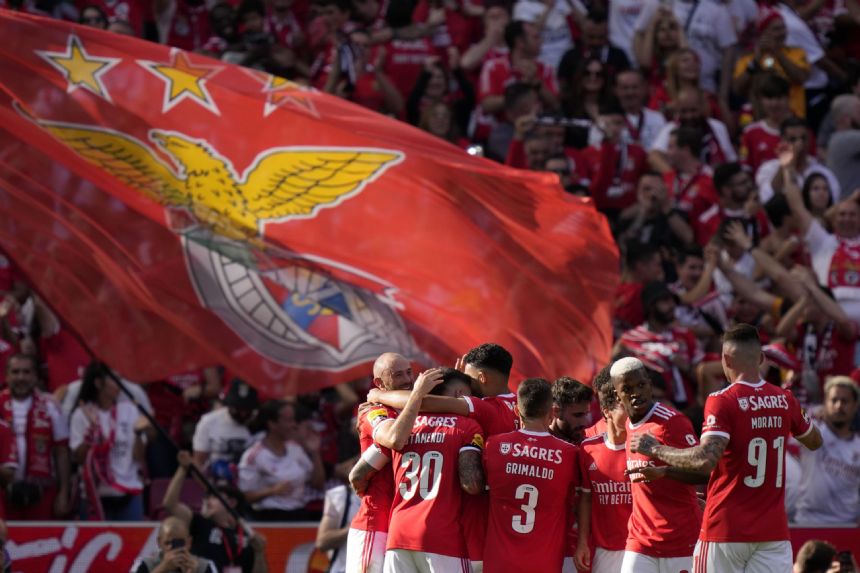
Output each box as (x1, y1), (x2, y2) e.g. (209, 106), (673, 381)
(0, 10), (619, 395)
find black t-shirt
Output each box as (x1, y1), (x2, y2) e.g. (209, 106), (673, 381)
(189, 513), (255, 573)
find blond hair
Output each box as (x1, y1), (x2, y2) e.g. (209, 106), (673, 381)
(823, 376), (860, 402)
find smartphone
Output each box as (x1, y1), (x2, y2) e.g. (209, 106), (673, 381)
(838, 551), (854, 572)
(169, 539), (185, 550)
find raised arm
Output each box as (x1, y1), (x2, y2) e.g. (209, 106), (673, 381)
(457, 449), (484, 495)
(779, 146), (813, 235)
(371, 368), (445, 451)
(162, 451), (194, 525)
(724, 221), (806, 303)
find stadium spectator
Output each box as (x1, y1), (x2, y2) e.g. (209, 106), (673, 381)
(632, 8), (684, 99)
(794, 376), (860, 524)
(757, 117), (841, 204)
(826, 94), (860, 197)
(694, 162), (769, 246)
(460, 1), (509, 75)
(740, 73), (792, 174)
(609, 69), (667, 150)
(558, 6), (630, 85)
(669, 244), (728, 343)
(801, 173), (835, 228)
(130, 516), (217, 573)
(615, 172), (694, 251)
(192, 378), (258, 480)
(316, 482), (360, 573)
(69, 361), (153, 521)
(630, 324), (822, 572)
(559, 56), (609, 134)
(486, 82), (539, 162)
(238, 399), (324, 521)
(483, 377), (578, 573)
(406, 54), (475, 138)
(614, 241), (665, 334)
(661, 126), (718, 219)
(550, 376), (592, 444)
(610, 357), (702, 572)
(0, 353), (70, 520)
(575, 372), (632, 573)
(512, 0), (575, 72)
(78, 5), (108, 29)
(793, 539), (837, 573)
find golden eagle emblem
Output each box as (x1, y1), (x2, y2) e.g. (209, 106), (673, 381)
(23, 110), (402, 240)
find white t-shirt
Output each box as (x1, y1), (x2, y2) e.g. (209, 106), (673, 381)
(69, 401), (143, 496)
(804, 219), (860, 327)
(513, 0), (581, 71)
(60, 378), (153, 420)
(755, 157), (841, 205)
(609, 0), (644, 65)
(321, 485), (361, 573)
(238, 440), (313, 511)
(794, 424), (860, 524)
(11, 394), (68, 480)
(783, 450), (802, 519)
(192, 407), (252, 465)
(634, 0), (737, 93)
(650, 118), (737, 161)
(726, 0), (758, 35)
(713, 251), (756, 307)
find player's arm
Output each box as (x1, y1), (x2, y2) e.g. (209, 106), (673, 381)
(794, 421), (822, 451)
(372, 369), (445, 451)
(630, 433), (728, 475)
(574, 491), (592, 571)
(348, 447), (386, 497)
(367, 388), (470, 416)
(457, 449), (484, 495)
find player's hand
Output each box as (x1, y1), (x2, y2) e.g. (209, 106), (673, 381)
(573, 541), (591, 570)
(629, 432), (661, 457)
(367, 387), (383, 403)
(177, 450), (194, 470)
(413, 367), (445, 396)
(625, 465), (667, 483)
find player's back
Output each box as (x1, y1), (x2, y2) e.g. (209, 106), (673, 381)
(484, 429), (579, 573)
(387, 413), (484, 558)
(626, 402), (702, 558)
(353, 405), (397, 532)
(462, 393), (519, 436)
(700, 380), (813, 542)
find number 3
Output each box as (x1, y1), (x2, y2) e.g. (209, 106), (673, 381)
(512, 484), (539, 534)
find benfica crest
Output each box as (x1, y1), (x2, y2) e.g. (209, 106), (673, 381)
(738, 398), (749, 411)
(500, 442), (511, 455)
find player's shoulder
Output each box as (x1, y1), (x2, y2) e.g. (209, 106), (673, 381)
(361, 403), (396, 424)
(580, 434), (605, 451)
(651, 401), (681, 421)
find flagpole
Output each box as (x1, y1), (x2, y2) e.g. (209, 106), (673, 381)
(100, 365), (255, 536)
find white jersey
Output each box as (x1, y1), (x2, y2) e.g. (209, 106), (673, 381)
(794, 424), (860, 524)
(609, 0), (644, 65)
(192, 407), (252, 465)
(238, 439), (313, 511)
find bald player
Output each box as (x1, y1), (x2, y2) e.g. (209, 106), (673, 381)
(630, 324), (822, 573)
(131, 517), (217, 573)
(346, 354), (443, 573)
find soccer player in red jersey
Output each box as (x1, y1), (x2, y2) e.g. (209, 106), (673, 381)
(483, 378), (579, 573)
(629, 324), (823, 573)
(575, 375), (632, 573)
(380, 369), (485, 572)
(346, 353), (439, 573)
(367, 343), (519, 572)
(610, 357), (704, 573)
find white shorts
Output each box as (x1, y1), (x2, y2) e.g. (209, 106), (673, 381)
(561, 556), (575, 573)
(593, 548), (626, 573)
(620, 551), (693, 573)
(345, 529), (387, 573)
(694, 540), (792, 573)
(470, 561), (482, 573)
(382, 548), (472, 573)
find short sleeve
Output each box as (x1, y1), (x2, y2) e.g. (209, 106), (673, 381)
(788, 392), (814, 439)
(322, 485), (348, 522)
(237, 449), (259, 492)
(68, 408), (89, 450)
(46, 397), (69, 442)
(578, 447), (592, 492)
(665, 413), (699, 449)
(701, 394), (732, 441)
(755, 160), (778, 204)
(649, 122), (673, 152)
(192, 413), (212, 452)
(460, 418), (485, 453)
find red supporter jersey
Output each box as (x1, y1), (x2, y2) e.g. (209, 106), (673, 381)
(663, 168), (717, 220)
(618, 325), (702, 406)
(0, 419), (17, 470)
(461, 393), (520, 436)
(478, 57), (558, 103)
(740, 120), (780, 174)
(484, 430), (579, 573)
(581, 141), (648, 211)
(699, 380), (813, 542)
(387, 414), (484, 558)
(383, 38), (434, 100)
(579, 433), (632, 551)
(626, 402), (702, 557)
(694, 205), (771, 247)
(352, 404), (397, 532)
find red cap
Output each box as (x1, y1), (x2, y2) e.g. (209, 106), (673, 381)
(757, 8), (783, 34)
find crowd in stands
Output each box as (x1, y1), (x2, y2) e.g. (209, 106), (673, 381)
(0, 0), (859, 559)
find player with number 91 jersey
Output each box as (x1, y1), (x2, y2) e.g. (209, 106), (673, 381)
(699, 380), (813, 542)
(483, 429), (579, 573)
(385, 413), (485, 565)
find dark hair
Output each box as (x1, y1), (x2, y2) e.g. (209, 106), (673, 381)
(504, 82), (536, 111)
(586, 5), (608, 23)
(677, 245), (704, 265)
(552, 376), (593, 408)
(595, 376), (619, 411)
(79, 4), (107, 23)
(672, 126), (704, 157)
(598, 96), (625, 117)
(313, 0), (351, 9)
(780, 116), (807, 137)
(592, 365), (612, 397)
(76, 361), (111, 407)
(385, 0), (415, 28)
(504, 21), (525, 51)
(764, 193), (792, 229)
(755, 73), (790, 99)
(801, 173), (833, 211)
(624, 240), (660, 271)
(257, 399), (290, 433)
(712, 162), (744, 195)
(517, 378), (553, 419)
(794, 540), (837, 573)
(237, 0), (265, 20)
(430, 368), (474, 396)
(722, 323), (761, 347)
(6, 352), (38, 373)
(463, 343), (513, 377)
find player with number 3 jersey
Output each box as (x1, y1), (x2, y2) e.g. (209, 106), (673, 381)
(483, 378), (579, 573)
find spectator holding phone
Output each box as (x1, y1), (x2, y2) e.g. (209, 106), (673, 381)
(130, 517), (217, 573)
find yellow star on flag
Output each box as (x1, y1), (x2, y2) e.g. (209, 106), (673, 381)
(36, 34), (121, 102)
(139, 50), (223, 115)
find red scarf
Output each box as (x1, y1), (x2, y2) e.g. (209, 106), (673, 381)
(0, 390), (56, 481)
(827, 237), (860, 289)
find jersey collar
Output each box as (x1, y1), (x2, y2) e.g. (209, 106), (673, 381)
(518, 429), (550, 437)
(627, 402), (658, 429)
